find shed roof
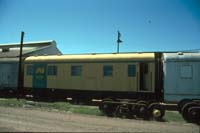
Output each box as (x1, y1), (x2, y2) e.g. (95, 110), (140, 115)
(0, 58), (19, 62)
(0, 40), (57, 58)
(163, 52), (200, 62)
(25, 53), (155, 63)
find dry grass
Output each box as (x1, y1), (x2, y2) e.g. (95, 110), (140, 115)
(0, 98), (185, 123)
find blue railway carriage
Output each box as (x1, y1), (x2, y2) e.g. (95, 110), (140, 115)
(163, 52), (200, 102)
(163, 52), (200, 123)
(0, 58), (19, 96)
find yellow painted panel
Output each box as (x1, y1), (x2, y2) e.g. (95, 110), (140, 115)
(24, 76), (32, 87)
(83, 63), (98, 90)
(46, 62), (140, 92)
(47, 64), (68, 89)
(23, 64), (33, 87)
(24, 61), (155, 93)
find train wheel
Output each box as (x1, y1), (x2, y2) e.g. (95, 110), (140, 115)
(178, 99), (191, 113)
(99, 99), (116, 117)
(115, 104), (132, 119)
(181, 102), (198, 123)
(148, 103), (165, 121)
(135, 101), (149, 120)
(188, 106), (200, 124)
(99, 98), (113, 111)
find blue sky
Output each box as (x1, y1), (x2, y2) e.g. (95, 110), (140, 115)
(0, 0), (200, 54)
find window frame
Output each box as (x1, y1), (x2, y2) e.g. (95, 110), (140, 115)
(103, 65), (113, 77)
(128, 64), (136, 77)
(71, 65), (82, 76)
(47, 65), (57, 76)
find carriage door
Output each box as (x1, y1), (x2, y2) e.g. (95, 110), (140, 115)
(33, 63), (47, 89)
(139, 63), (152, 91)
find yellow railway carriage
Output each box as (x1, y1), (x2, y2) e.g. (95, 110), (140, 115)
(23, 52), (162, 101)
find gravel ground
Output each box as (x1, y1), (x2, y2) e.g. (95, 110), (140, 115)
(0, 106), (199, 132)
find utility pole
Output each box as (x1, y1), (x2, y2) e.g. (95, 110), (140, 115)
(17, 31), (24, 99)
(117, 30), (122, 53)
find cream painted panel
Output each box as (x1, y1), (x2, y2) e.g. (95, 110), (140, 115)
(24, 64), (33, 88)
(46, 62), (141, 92)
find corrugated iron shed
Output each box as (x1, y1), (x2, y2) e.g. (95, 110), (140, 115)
(0, 40), (62, 58)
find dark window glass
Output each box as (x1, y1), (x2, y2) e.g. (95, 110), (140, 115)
(48, 66), (57, 75)
(71, 66), (82, 76)
(103, 65), (113, 76)
(144, 64), (148, 74)
(128, 65), (136, 77)
(27, 65), (33, 75)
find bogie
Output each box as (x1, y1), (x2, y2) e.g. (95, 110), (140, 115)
(135, 101), (149, 120)
(178, 99), (192, 113)
(99, 99), (166, 121)
(99, 99), (117, 117)
(181, 101), (200, 124)
(115, 104), (132, 119)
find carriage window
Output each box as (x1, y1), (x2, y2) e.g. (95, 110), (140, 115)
(180, 65), (192, 78)
(48, 66), (57, 75)
(103, 65), (113, 76)
(71, 66), (82, 76)
(27, 65), (33, 75)
(128, 65), (136, 77)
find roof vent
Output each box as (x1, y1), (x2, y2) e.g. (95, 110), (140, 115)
(2, 48), (10, 52)
(178, 52), (183, 55)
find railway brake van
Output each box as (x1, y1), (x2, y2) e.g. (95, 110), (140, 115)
(23, 53), (161, 99)
(23, 53), (165, 119)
